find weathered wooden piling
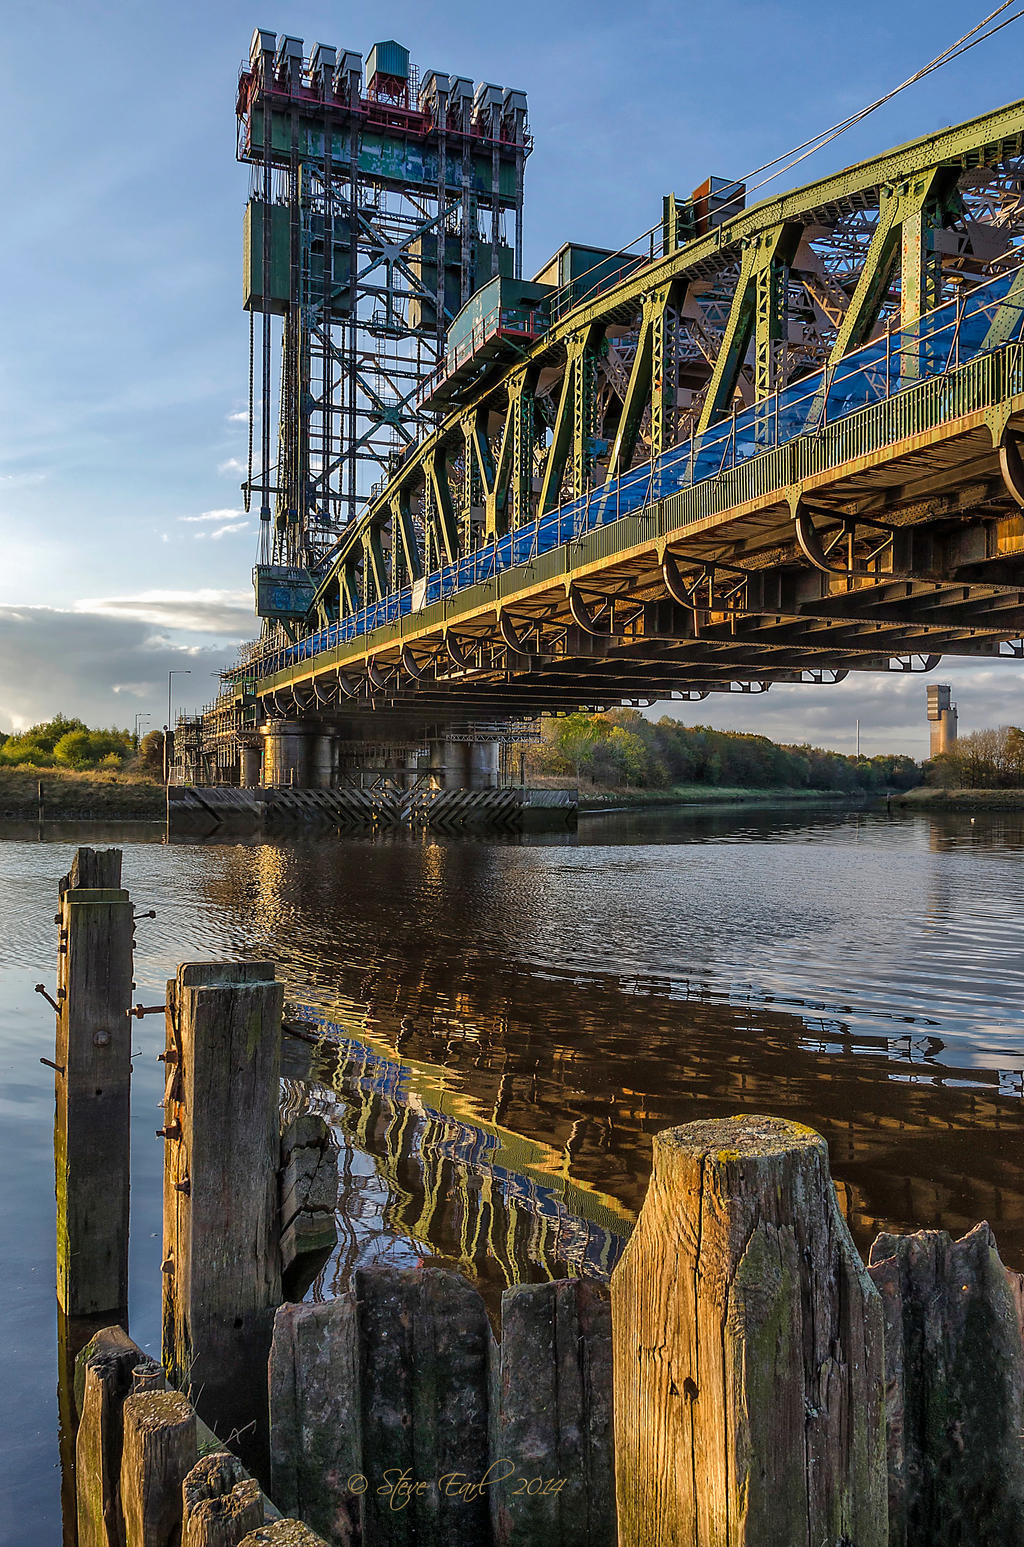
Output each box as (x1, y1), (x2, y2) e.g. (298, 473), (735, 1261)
(54, 847), (133, 1322)
(268, 1297), (362, 1544)
(269, 1266), (493, 1546)
(161, 962), (283, 1475)
(278, 1114), (339, 1299)
(182, 1451), (264, 1547)
(492, 1279), (615, 1547)
(611, 1114), (888, 1547)
(868, 1221), (1024, 1547)
(120, 1389), (197, 1547)
(237, 1523), (330, 1545)
(75, 1324), (156, 1547)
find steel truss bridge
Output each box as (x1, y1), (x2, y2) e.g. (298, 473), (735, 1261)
(226, 97), (1024, 749)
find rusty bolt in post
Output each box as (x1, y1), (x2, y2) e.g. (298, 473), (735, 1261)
(34, 984), (60, 1013)
(157, 1121), (182, 1141)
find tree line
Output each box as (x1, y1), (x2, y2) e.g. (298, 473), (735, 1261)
(525, 709), (921, 793)
(930, 725), (1024, 788)
(0, 715), (165, 775)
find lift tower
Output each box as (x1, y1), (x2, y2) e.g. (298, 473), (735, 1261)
(237, 31), (531, 623)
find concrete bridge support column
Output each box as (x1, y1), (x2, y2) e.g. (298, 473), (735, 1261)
(239, 744), (262, 789)
(311, 733), (335, 790)
(428, 738), (501, 790)
(468, 740), (500, 789)
(261, 720), (317, 788)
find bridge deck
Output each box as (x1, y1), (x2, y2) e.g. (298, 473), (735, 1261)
(245, 274), (1024, 725)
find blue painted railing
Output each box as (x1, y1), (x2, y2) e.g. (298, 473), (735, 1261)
(254, 266), (1024, 681)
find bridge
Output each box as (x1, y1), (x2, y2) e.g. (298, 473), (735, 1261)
(178, 33), (1024, 793)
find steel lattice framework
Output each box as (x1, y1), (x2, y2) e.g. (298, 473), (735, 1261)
(182, 91), (1024, 782)
(237, 30), (529, 583)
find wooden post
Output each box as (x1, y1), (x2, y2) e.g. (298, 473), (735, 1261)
(492, 1279), (615, 1547)
(867, 1221), (1024, 1546)
(182, 1452), (264, 1547)
(611, 1115), (887, 1547)
(75, 1324), (144, 1547)
(358, 1265), (492, 1547)
(268, 1267), (492, 1547)
(55, 847), (133, 1321)
(237, 1523), (330, 1545)
(268, 1298), (362, 1543)
(120, 1389), (197, 1547)
(161, 962), (283, 1476)
(278, 1115), (338, 1300)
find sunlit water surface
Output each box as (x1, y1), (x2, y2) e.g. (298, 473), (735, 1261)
(1, 803), (1022, 1542)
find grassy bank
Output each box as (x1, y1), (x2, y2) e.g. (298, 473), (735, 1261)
(892, 786), (1024, 810)
(577, 785), (860, 812)
(0, 767), (166, 819)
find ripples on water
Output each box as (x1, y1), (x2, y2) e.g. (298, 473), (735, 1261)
(1, 804), (1023, 1540)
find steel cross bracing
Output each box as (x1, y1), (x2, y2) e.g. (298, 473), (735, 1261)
(229, 94), (1024, 733)
(238, 32), (529, 579)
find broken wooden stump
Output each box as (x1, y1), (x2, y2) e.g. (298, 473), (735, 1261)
(237, 1522), (330, 1546)
(867, 1220), (1024, 1547)
(120, 1389), (197, 1547)
(55, 848), (133, 1321)
(611, 1114), (887, 1547)
(162, 962), (283, 1477)
(279, 1114), (338, 1300)
(182, 1451), (264, 1547)
(76, 1324), (146, 1547)
(61, 846), (124, 895)
(492, 1278), (615, 1547)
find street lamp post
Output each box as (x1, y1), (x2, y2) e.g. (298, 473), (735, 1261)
(164, 670), (191, 783)
(133, 711), (151, 751)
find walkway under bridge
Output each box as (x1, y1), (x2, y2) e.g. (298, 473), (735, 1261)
(219, 97), (1024, 783)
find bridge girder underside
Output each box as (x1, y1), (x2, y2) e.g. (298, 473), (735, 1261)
(256, 399), (1024, 730)
(240, 93), (1024, 733)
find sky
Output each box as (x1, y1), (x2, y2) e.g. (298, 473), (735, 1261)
(2, 0), (1024, 756)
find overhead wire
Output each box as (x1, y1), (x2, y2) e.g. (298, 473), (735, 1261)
(547, 0), (1024, 312)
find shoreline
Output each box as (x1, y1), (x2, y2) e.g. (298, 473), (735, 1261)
(577, 786), (867, 813)
(891, 787), (1024, 810)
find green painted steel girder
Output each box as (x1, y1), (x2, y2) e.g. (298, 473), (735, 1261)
(308, 93), (1024, 624)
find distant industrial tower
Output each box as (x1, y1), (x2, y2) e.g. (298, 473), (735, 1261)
(927, 683), (958, 757)
(236, 31), (531, 620)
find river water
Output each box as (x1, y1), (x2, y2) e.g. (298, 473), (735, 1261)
(2, 803), (1023, 1542)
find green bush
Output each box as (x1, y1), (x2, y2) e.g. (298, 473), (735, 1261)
(0, 716), (132, 772)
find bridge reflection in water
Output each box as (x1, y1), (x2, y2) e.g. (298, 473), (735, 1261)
(282, 1015), (628, 1300)
(252, 816), (1024, 1307)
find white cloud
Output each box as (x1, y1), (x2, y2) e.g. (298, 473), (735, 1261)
(179, 508), (243, 524)
(226, 410), (249, 424)
(195, 521), (251, 539)
(217, 457), (245, 475)
(0, 606), (242, 732)
(73, 589), (253, 636)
